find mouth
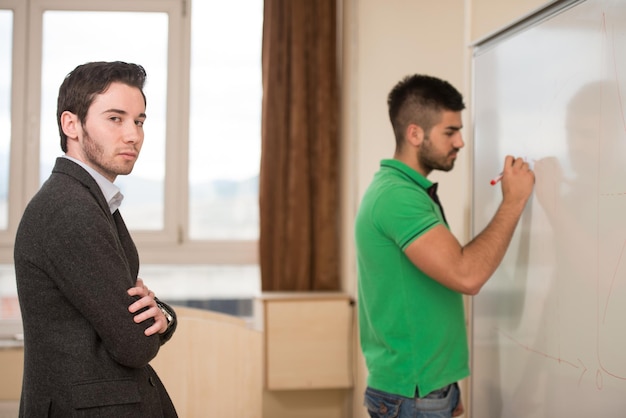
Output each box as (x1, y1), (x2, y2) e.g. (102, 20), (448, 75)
(118, 151), (138, 160)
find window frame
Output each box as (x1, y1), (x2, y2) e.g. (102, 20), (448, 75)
(0, 0), (259, 266)
(1, 0), (27, 250)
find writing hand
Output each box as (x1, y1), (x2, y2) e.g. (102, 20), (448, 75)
(501, 155), (535, 206)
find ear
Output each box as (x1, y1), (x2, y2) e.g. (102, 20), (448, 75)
(406, 123), (424, 147)
(60, 111), (80, 140)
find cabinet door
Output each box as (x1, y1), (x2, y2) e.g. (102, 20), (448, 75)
(264, 297), (353, 390)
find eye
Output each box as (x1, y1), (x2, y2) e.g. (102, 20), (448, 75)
(135, 120), (145, 127)
(110, 116), (122, 122)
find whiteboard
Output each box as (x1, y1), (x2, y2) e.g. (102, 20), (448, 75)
(471, 0), (626, 416)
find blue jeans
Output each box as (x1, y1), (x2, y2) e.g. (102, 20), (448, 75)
(364, 383), (460, 418)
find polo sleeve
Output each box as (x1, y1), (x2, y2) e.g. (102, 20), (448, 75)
(374, 184), (442, 251)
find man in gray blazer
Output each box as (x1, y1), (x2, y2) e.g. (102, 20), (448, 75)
(14, 61), (178, 417)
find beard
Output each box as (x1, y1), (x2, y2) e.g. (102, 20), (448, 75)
(418, 134), (457, 172)
(82, 127), (137, 180)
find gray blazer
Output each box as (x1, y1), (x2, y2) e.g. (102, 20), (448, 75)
(14, 158), (178, 417)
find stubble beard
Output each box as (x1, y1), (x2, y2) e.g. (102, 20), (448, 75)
(82, 128), (136, 181)
(419, 136), (456, 173)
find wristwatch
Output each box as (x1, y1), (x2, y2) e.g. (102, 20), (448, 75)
(156, 301), (174, 330)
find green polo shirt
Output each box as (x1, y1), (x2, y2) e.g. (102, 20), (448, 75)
(355, 159), (469, 398)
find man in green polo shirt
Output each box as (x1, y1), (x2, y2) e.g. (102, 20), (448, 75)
(355, 74), (535, 417)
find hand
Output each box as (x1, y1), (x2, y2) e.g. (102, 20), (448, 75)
(127, 278), (168, 336)
(452, 397), (464, 417)
(501, 155), (535, 206)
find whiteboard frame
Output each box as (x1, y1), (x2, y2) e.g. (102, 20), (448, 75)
(472, 0), (585, 55)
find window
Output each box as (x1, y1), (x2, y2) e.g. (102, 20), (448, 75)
(0, 0), (263, 320)
(188, 0), (262, 240)
(0, 9), (11, 231)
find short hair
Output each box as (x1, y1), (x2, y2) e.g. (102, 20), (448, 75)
(387, 74), (465, 148)
(56, 61), (147, 152)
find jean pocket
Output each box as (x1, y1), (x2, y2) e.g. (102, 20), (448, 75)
(364, 387), (402, 418)
(416, 383), (457, 414)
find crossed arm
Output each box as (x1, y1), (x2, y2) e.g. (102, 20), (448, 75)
(127, 278), (175, 337)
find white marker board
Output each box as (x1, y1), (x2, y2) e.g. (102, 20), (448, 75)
(471, 0), (626, 416)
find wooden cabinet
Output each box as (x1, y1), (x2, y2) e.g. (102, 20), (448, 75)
(0, 319), (24, 406)
(256, 293), (354, 390)
(151, 306), (263, 417)
(0, 348), (22, 401)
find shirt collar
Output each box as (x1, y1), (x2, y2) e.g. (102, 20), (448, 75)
(380, 159), (434, 191)
(62, 155), (124, 214)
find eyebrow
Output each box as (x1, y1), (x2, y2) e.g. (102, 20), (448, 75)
(103, 108), (147, 119)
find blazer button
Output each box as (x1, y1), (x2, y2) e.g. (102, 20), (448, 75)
(149, 376), (156, 387)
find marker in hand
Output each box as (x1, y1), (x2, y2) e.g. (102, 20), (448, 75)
(489, 157), (534, 186)
(490, 173), (503, 186)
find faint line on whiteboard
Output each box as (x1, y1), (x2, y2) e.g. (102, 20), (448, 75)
(495, 327), (582, 370)
(602, 239), (626, 323)
(608, 12), (626, 133)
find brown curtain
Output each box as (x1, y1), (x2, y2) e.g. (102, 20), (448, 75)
(260, 0), (339, 291)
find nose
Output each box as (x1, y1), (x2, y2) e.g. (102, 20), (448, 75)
(122, 121), (143, 144)
(454, 132), (465, 149)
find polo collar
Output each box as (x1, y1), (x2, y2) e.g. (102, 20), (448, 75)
(380, 159), (433, 191)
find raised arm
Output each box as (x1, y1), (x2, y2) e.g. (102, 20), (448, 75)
(404, 155), (535, 295)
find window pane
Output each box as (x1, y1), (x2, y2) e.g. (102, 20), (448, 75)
(40, 11), (168, 230)
(188, 0), (262, 240)
(0, 10), (12, 230)
(139, 264), (260, 318)
(0, 265), (19, 321)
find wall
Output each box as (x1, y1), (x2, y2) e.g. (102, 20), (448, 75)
(340, 0), (551, 417)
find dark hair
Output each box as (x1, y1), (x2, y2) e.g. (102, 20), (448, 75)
(387, 74), (465, 148)
(56, 61), (147, 152)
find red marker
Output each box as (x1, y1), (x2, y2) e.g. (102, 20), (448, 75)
(490, 157), (534, 185)
(490, 173), (503, 186)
